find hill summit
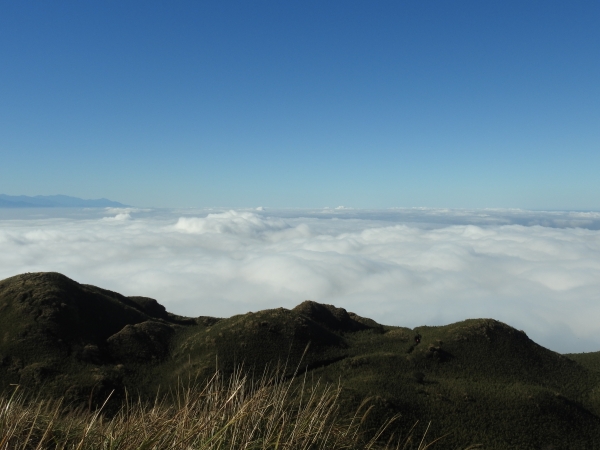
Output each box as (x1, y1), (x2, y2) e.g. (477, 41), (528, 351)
(1, 272), (599, 448)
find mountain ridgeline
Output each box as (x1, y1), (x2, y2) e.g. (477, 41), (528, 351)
(1, 272), (599, 448)
(0, 194), (127, 208)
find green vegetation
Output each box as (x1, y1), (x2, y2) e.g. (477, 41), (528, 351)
(1, 272), (600, 448)
(567, 351), (600, 374)
(0, 367), (435, 449)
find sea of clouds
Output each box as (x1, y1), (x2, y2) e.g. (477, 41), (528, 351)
(1, 207), (600, 353)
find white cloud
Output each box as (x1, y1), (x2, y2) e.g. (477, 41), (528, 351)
(103, 213), (132, 221)
(173, 210), (291, 237)
(1, 208), (600, 353)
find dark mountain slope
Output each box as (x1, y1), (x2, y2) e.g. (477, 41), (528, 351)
(292, 300), (382, 332)
(318, 319), (600, 448)
(158, 307), (350, 386)
(0, 273), (188, 404)
(568, 350), (600, 373)
(1, 272), (600, 448)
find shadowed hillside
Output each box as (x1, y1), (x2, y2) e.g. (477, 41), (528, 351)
(1, 272), (600, 448)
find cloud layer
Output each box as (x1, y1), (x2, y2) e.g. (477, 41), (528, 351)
(1, 208), (600, 353)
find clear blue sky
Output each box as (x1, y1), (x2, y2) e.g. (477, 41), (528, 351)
(1, 1), (598, 209)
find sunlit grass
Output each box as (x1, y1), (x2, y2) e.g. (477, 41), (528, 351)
(0, 367), (446, 450)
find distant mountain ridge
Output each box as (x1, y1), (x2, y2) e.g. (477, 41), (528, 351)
(0, 194), (128, 208)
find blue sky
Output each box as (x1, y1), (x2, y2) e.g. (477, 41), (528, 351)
(1, 1), (599, 209)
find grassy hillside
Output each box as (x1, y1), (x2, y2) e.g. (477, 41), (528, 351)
(567, 351), (600, 373)
(1, 272), (600, 448)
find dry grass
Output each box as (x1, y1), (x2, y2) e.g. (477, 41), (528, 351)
(0, 366), (445, 450)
